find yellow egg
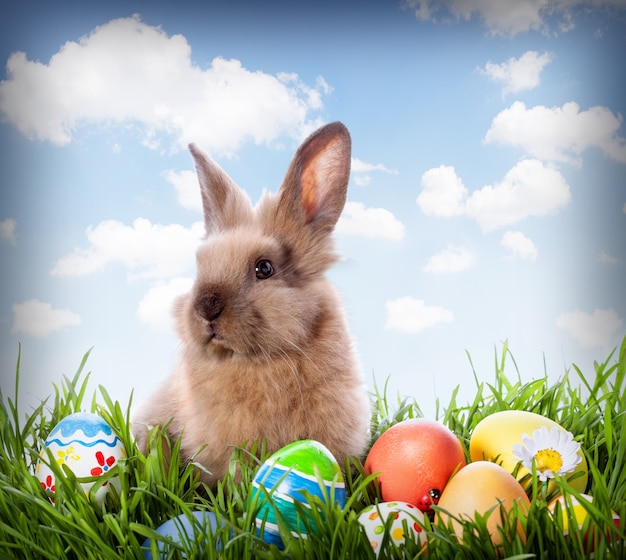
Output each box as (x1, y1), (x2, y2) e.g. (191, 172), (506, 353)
(437, 461), (530, 546)
(469, 410), (588, 493)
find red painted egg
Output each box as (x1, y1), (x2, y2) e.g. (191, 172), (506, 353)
(364, 418), (466, 514)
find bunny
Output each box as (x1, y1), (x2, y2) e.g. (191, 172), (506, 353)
(131, 121), (371, 486)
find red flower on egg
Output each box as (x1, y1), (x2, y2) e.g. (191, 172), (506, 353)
(40, 474), (55, 492)
(90, 450), (116, 477)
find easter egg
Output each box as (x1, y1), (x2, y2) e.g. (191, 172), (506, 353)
(250, 440), (346, 548)
(142, 511), (228, 559)
(35, 412), (125, 504)
(437, 461), (530, 545)
(358, 501), (425, 556)
(364, 418), (466, 513)
(470, 410), (588, 492)
(548, 493), (620, 553)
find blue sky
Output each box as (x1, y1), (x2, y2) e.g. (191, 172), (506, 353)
(1, 0), (625, 419)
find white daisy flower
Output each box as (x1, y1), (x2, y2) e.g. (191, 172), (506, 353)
(512, 425), (582, 482)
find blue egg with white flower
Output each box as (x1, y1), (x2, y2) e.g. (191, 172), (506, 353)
(142, 511), (229, 559)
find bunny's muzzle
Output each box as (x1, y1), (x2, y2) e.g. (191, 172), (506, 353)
(195, 292), (225, 322)
(193, 292), (227, 343)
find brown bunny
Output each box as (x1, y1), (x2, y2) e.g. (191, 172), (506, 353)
(131, 122), (371, 485)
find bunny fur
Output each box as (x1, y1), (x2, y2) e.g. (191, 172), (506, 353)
(131, 122), (371, 485)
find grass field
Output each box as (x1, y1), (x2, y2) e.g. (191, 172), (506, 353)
(1, 337), (625, 559)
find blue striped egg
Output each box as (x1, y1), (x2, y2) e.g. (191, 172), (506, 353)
(35, 412), (125, 504)
(250, 440), (346, 548)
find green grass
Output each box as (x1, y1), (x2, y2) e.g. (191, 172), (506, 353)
(1, 337), (625, 559)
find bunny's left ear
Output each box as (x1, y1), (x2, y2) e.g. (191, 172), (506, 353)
(278, 122), (351, 232)
(189, 143), (254, 235)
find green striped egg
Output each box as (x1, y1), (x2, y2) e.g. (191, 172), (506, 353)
(250, 440), (346, 548)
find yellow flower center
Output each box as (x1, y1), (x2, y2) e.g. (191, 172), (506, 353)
(534, 448), (563, 473)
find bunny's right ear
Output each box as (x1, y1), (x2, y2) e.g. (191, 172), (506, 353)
(275, 122), (351, 235)
(189, 143), (253, 234)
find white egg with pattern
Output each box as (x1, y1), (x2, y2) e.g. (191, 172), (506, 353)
(36, 412), (125, 504)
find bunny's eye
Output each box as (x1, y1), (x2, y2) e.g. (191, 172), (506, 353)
(255, 259), (274, 280)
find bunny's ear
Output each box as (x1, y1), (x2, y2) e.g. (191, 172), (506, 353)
(278, 122), (351, 232)
(189, 143), (253, 234)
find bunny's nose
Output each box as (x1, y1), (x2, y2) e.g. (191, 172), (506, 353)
(195, 292), (224, 322)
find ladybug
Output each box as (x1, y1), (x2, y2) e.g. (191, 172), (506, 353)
(417, 488), (441, 519)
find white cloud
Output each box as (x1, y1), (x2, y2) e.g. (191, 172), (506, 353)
(0, 218), (17, 245)
(385, 296), (454, 334)
(351, 158), (398, 187)
(163, 169), (201, 211)
(485, 101), (626, 165)
(137, 277), (194, 330)
(50, 218), (204, 279)
(0, 15), (328, 155)
(417, 159), (571, 232)
(478, 51), (552, 96)
(598, 250), (619, 264)
(424, 245), (475, 273)
(11, 299), (81, 337)
(351, 158), (397, 175)
(467, 159), (571, 231)
(500, 230), (538, 260)
(353, 174), (372, 187)
(417, 165), (467, 217)
(556, 308), (623, 350)
(336, 201), (405, 241)
(404, 0), (626, 36)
